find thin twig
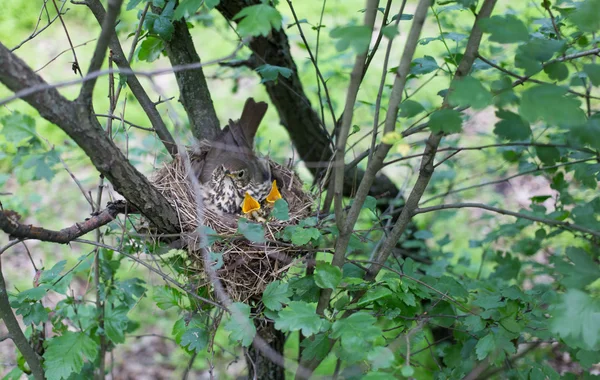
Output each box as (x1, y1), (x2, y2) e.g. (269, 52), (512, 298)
(11, 0), (68, 52)
(94, 114), (155, 131)
(0, 41), (246, 108)
(36, 39), (97, 73)
(420, 156), (597, 205)
(79, 0), (124, 103)
(51, 0), (82, 76)
(414, 202), (600, 238)
(286, 0), (336, 139)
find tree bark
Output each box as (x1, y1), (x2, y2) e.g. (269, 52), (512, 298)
(247, 322), (286, 380)
(0, 43), (180, 234)
(163, 17), (221, 141)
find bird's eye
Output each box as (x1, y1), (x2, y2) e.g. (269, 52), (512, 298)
(237, 170), (245, 178)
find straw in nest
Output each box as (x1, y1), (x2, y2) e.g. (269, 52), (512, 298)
(152, 148), (314, 302)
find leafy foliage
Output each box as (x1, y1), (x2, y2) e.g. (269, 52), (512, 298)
(233, 3), (282, 37)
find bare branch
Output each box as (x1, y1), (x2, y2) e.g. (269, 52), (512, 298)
(332, 0), (380, 232)
(0, 259), (45, 380)
(420, 157), (597, 205)
(161, 15), (220, 141)
(94, 113), (155, 131)
(11, 0), (68, 52)
(365, 0), (499, 280)
(0, 202), (130, 244)
(0, 42), (180, 233)
(36, 38), (97, 73)
(85, 0), (178, 157)
(285, 0), (336, 130)
(79, 0), (123, 103)
(51, 0), (82, 76)
(413, 202), (600, 238)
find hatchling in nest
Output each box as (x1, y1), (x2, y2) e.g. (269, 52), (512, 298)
(192, 98), (282, 220)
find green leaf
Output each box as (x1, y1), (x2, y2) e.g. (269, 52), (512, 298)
(153, 285), (181, 310)
(401, 365), (415, 377)
(205, 0), (219, 9)
(381, 25), (398, 39)
(464, 315), (485, 332)
(362, 195), (377, 211)
(300, 333), (331, 361)
(286, 226), (320, 246)
(15, 286), (48, 303)
(475, 332), (495, 360)
(410, 55), (439, 75)
(520, 84), (586, 126)
(583, 64), (600, 86)
(576, 349), (600, 369)
(515, 39), (565, 76)
(479, 14), (529, 43)
(272, 199), (290, 221)
(429, 109), (463, 134)
(233, 4), (282, 37)
(173, 0), (202, 19)
(255, 64), (293, 84)
(535, 145), (560, 165)
(314, 262), (342, 289)
(274, 301), (325, 336)
(197, 225), (220, 248)
(544, 62), (569, 81)
(560, 247), (600, 289)
(22, 151), (59, 182)
(331, 312), (381, 351)
(237, 218), (265, 243)
(104, 304), (129, 344)
(181, 327), (209, 352)
(367, 346), (394, 370)
(44, 332), (98, 380)
(224, 302), (256, 347)
(551, 289), (600, 350)
(330, 25), (372, 54)
(1, 112), (37, 144)
(126, 0), (144, 10)
(39, 260), (66, 284)
(138, 37), (164, 62)
(357, 286), (392, 306)
(262, 280), (291, 311)
(448, 76), (492, 109)
(17, 302), (49, 325)
(570, 0), (600, 32)
(399, 100), (425, 118)
(493, 110), (532, 141)
(153, 16), (174, 40)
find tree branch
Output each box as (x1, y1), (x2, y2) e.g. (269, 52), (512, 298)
(0, 43), (180, 233)
(413, 202), (600, 238)
(0, 201), (130, 245)
(365, 0), (498, 281)
(85, 0), (178, 157)
(332, 0), (380, 232)
(79, 0), (123, 104)
(162, 16), (220, 141)
(0, 259), (45, 379)
(420, 157), (598, 205)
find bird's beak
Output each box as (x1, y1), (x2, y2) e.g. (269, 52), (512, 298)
(266, 180), (282, 203)
(241, 192), (261, 214)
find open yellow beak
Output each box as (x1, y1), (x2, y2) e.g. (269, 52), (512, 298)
(241, 192), (261, 214)
(265, 180), (282, 203)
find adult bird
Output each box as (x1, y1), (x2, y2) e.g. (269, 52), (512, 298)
(195, 98), (272, 215)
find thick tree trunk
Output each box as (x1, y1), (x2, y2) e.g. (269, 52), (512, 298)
(247, 322), (285, 380)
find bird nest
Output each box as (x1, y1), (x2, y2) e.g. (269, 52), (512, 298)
(151, 148), (313, 303)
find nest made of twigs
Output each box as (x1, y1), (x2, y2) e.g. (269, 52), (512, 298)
(151, 145), (313, 302)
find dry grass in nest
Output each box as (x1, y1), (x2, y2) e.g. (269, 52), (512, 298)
(152, 147), (313, 303)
